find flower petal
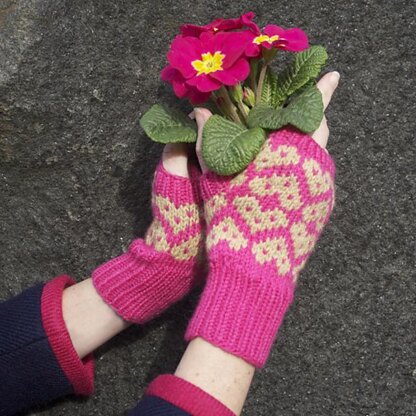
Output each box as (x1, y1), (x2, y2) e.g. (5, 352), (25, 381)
(167, 36), (203, 78)
(209, 58), (250, 86)
(180, 24), (206, 37)
(171, 35), (202, 58)
(261, 42), (274, 49)
(214, 11), (254, 31)
(241, 12), (260, 33)
(208, 32), (250, 68)
(161, 65), (181, 82)
(172, 80), (189, 98)
(264, 25), (286, 38)
(245, 37), (261, 57)
(180, 12), (259, 38)
(187, 74), (222, 92)
(187, 88), (211, 104)
(279, 28), (309, 51)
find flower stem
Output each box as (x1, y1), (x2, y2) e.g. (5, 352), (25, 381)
(256, 61), (268, 104)
(211, 92), (228, 117)
(249, 60), (258, 92)
(237, 100), (249, 120)
(219, 86), (244, 125)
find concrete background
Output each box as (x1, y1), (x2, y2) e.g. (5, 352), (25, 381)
(1, 0), (415, 414)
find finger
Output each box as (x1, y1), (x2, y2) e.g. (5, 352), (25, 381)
(312, 115), (329, 149)
(194, 107), (213, 174)
(162, 143), (189, 178)
(317, 71), (340, 111)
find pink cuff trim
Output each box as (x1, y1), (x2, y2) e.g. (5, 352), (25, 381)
(147, 374), (236, 416)
(41, 275), (95, 396)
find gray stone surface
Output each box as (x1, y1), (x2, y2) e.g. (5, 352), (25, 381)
(1, 0), (415, 414)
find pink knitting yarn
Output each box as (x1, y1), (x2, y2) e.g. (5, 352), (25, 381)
(186, 128), (336, 367)
(92, 162), (203, 323)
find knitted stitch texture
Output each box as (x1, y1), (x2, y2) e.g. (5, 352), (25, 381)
(185, 128), (336, 367)
(92, 162), (203, 323)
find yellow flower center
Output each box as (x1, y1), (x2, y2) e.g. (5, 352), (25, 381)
(253, 34), (280, 45)
(192, 51), (225, 76)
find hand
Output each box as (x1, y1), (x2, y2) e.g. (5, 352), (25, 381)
(185, 73), (338, 369)
(92, 137), (203, 324)
(162, 142), (191, 178)
(194, 71), (340, 171)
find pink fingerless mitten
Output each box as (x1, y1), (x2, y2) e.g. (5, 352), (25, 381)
(186, 128), (336, 367)
(92, 163), (203, 323)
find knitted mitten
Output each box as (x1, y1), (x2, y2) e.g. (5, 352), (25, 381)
(92, 162), (203, 323)
(186, 128), (336, 367)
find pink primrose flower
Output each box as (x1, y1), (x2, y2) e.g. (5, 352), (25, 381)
(163, 31), (250, 95)
(245, 24), (309, 57)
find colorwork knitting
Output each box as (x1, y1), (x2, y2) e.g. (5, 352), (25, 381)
(186, 128), (336, 367)
(93, 163), (203, 323)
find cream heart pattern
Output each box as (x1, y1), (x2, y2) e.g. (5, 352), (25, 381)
(249, 173), (302, 210)
(303, 159), (332, 196)
(207, 217), (248, 251)
(302, 200), (331, 232)
(145, 219), (169, 252)
(155, 195), (199, 234)
(254, 141), (301, 171)
(171, 235), (201, 261)
(252, 237), (291, 275)
(290, 221), (316, 258)
(233, 195), (288, 232)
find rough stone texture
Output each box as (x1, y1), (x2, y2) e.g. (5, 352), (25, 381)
(0, 0), (415, 414)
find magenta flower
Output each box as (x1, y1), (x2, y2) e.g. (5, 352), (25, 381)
(160, 66), (210, 104)
(162, 31), (250, 97)
(180, 12), (258, 37)
(245, 24), (309, 57)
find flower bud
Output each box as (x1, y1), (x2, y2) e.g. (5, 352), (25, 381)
(229, 83), (243, 103)
(243, 87), (255, 107)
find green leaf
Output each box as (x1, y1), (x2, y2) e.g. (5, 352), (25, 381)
(247, 104), (286, 130)
(260, 67), (277, 106)
(287, 79), (316, 103)
(202, 115), (266, 176)
(248, 85), (324, 134)
(284, 84), (324, 133)
(139, 104), (197, 143)
(274, 45), (328, 107)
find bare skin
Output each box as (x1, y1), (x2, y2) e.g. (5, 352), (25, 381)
(62, 71), (339, 414)
(62, 278), (130, 359)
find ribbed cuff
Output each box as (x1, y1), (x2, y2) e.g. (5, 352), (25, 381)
(41, 275), (94, 396)
(200, 171), (233, 201)
(154, 161), (202, 205)
(147, 374), (236, 416)
(92, 239), (194, 323)
(185, 261), (295, 368)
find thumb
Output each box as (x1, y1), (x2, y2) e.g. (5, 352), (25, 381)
(162, 143), (189, 178)
(194, 107), (212, 174)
